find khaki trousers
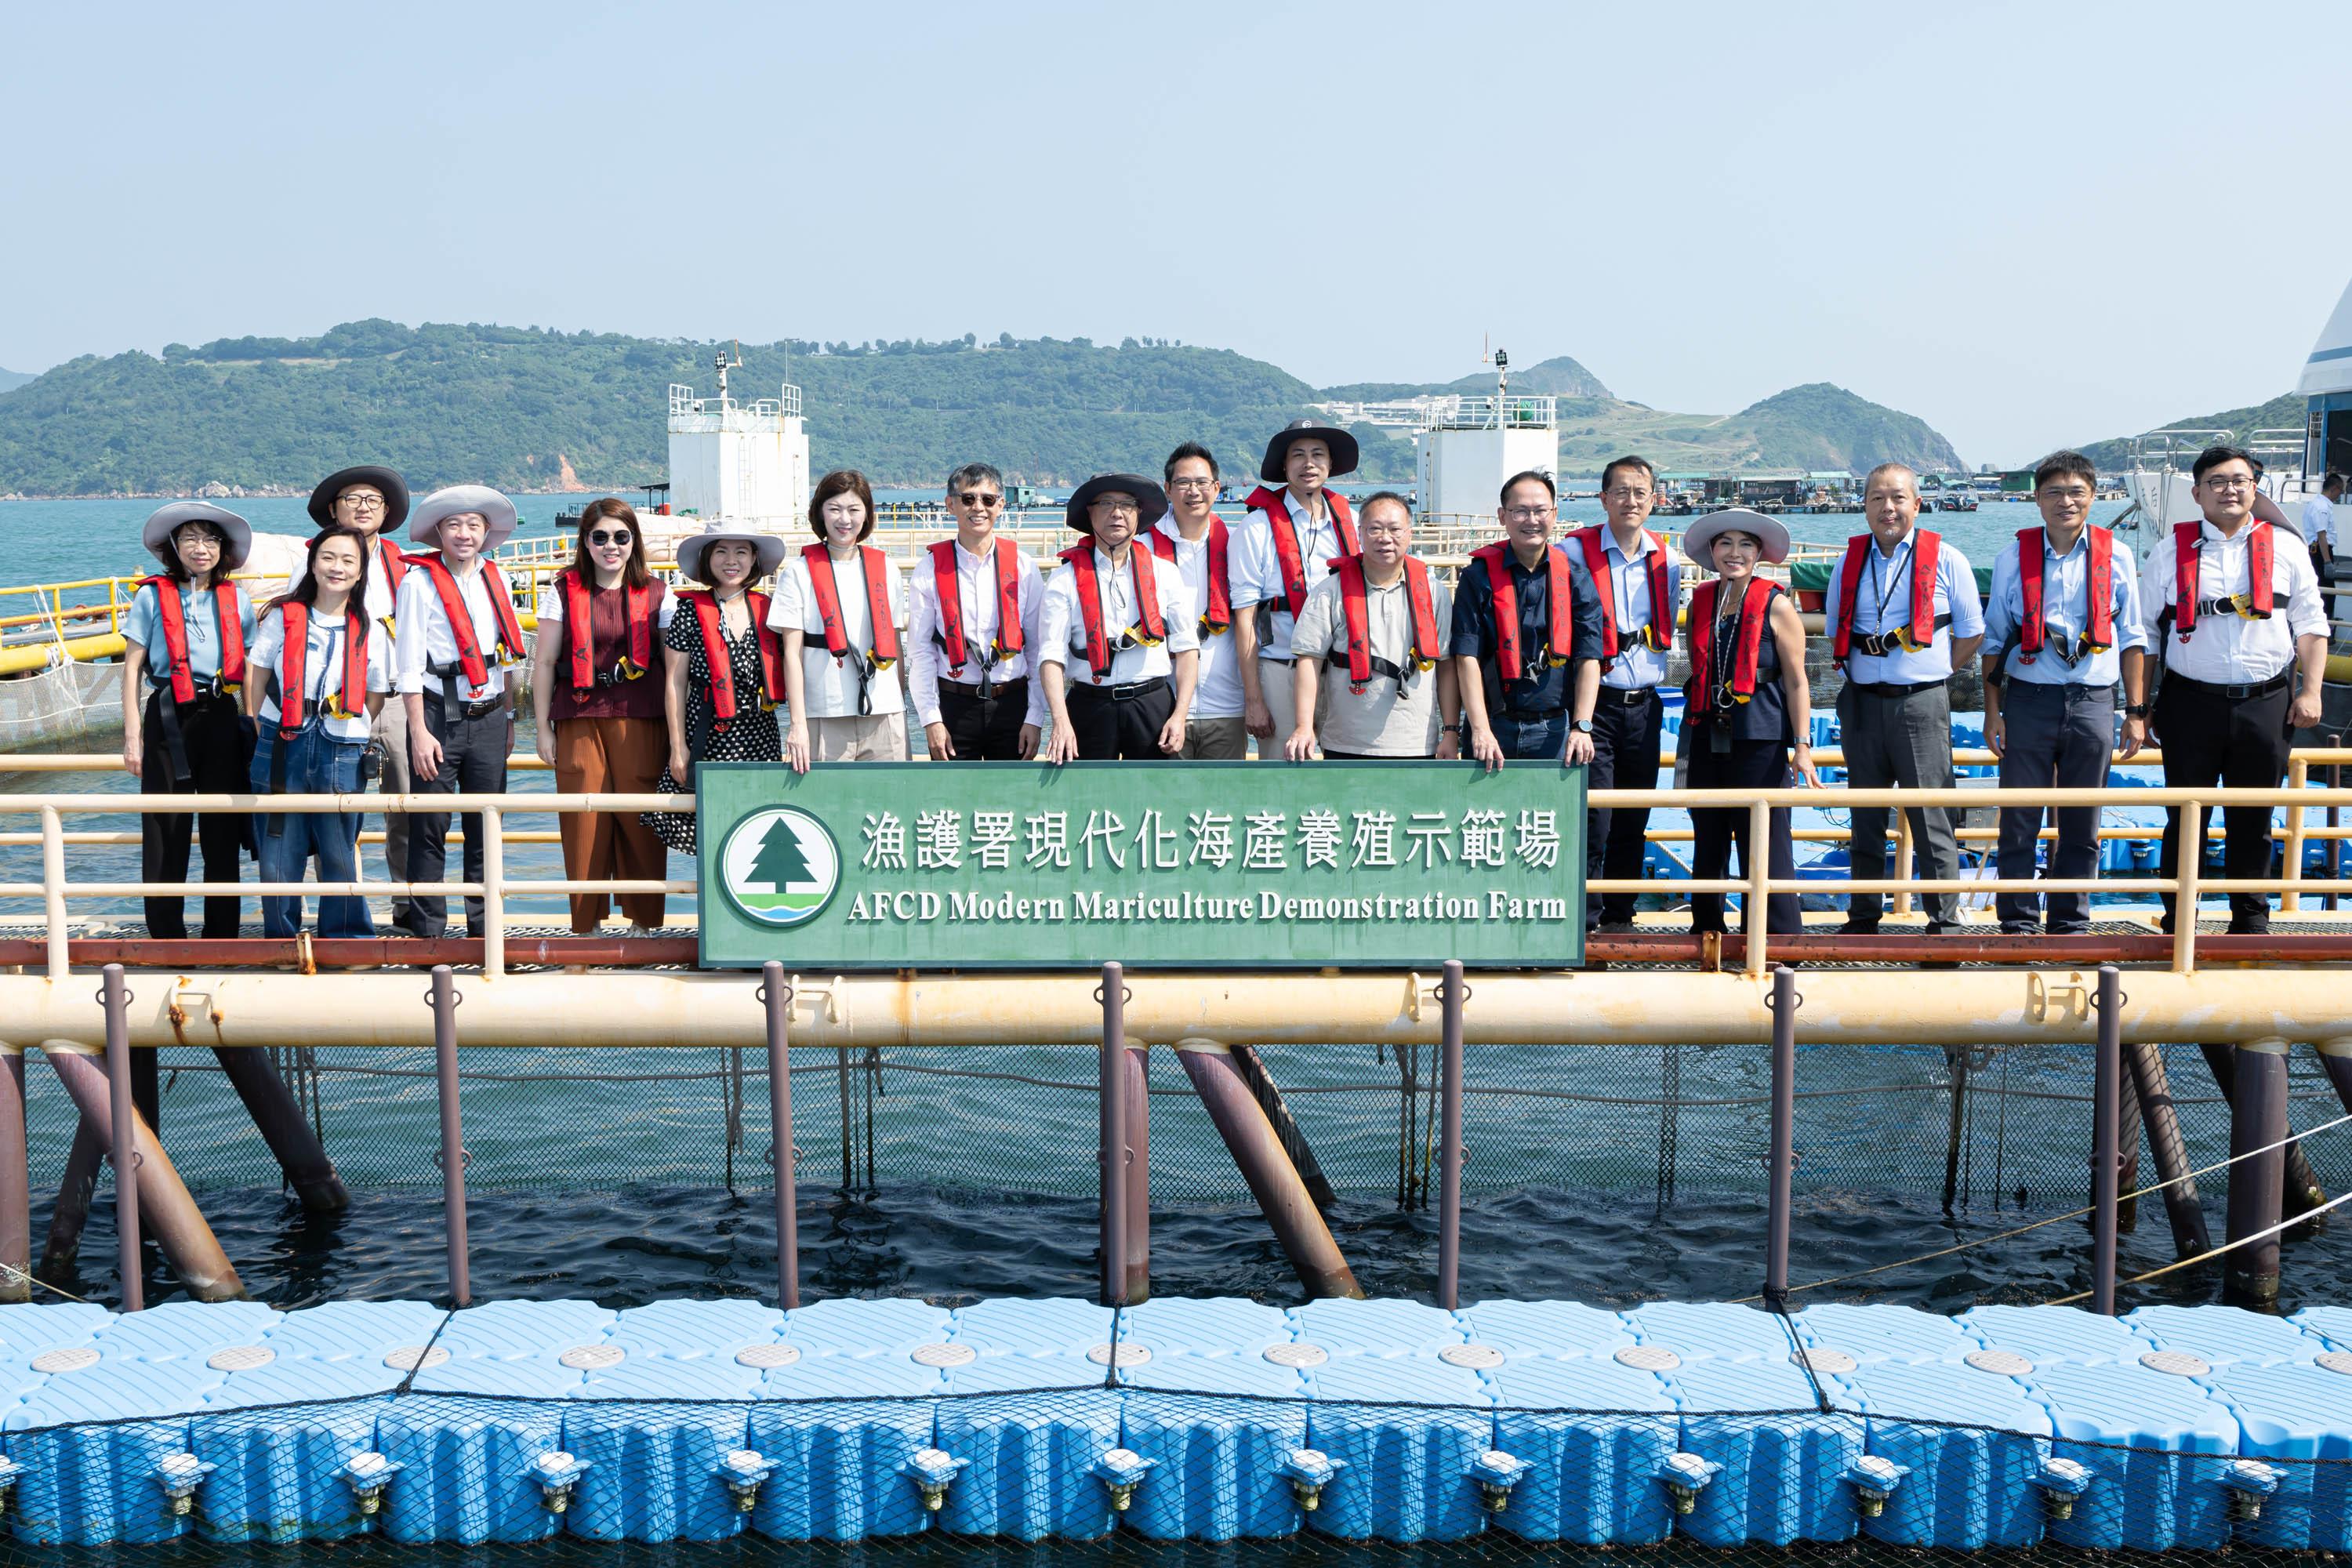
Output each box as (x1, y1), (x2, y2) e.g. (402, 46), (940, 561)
(810, 713), (909, 761)
(1258, 657), (1332, 757)
(553, 715), (670, 932)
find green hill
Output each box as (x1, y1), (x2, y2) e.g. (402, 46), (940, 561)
(1319, 354), (1614, 402)
(2075, 390), (2303, 471)
(0, 321), (1960, 496)
(0, 368), (34, 396)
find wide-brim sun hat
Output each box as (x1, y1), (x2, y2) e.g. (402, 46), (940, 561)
(408, 484), (520, 550)
(141, 502), (252, 572)
(1682, 508), (1791, 567)
(307, 465), (410, 530)
(1258, 419), (1361, 484)
(1065, 474), (1170, 532)
(673, 519), (789, 584)
(2253, 491), (2303, 539)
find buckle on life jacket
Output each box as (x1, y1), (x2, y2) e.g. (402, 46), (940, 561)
(1130, 623), (1165, 650)
(2225, 593), (2270, 622)
(324, 690), (359, 720)
(1637, 626), (1673, 652)
(1893, 624), (1935, 653)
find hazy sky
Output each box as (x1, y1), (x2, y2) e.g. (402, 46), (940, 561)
(6, 0), (2347, 465)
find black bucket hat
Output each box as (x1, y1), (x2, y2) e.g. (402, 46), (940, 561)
(308, 466), (411, 530)
(1065, 474), (1170, 532)
(1258, 419), (1360, 484)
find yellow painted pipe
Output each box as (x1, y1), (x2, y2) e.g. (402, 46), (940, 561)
(2, 967), (2347, 1051)
(0, 633), (123, 677)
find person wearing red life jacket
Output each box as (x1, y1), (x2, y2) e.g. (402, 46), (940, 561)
(775, 470), (909, 767)
(645, 521), (789, 857)
(527, 498), (674, 936)
(1154, 442), (1248, 757)
(1822, 463), (1984, 936)
(241, 526), (391, 939)
(1229, 419), (1363, 750)
(1282, 493), (1459, 760)
(1038, 474), (1200, 763)
(906, 463), (1048, 761)
(2140, 444), (2329, 936)
(394, 485), (527, 938)
(1678, 510), (1819, 937)
(121, 501), (258, 941)
(1452, 470), (1604, 768)
(1978, 450), (2150, 935)
(1566, 456), (1683, 932)
(304, 464), (420, 924)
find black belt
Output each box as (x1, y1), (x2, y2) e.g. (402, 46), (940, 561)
(1601, 684), (1660, 706)
(1846, 678), (1948, 698)
(430, 664), (504, 725)
(2166, 669), (2292, 701)
(1849, 615), (1955, 659)
(940, 675), (1025, 702)
(1323, 652), (1420, 697)
(935, 634), (1014, 699)
(1069, 677), (1169, 704)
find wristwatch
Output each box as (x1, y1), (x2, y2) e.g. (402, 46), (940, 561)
(2125, 703), (2150, 718)
(1571, 717), (1595, 735)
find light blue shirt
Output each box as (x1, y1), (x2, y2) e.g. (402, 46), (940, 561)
(1981, 528), (2147, 688)
(1589, 527), (1680, 690)
(124, 579), (256, 687)
(1823, 530), (1983, 684)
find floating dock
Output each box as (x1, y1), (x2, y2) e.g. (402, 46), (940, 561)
(0, 1295), (2346, 1549)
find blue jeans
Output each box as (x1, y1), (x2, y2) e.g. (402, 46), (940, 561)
(252, 720), (373, 938)
(1490, 710), (1566, 761)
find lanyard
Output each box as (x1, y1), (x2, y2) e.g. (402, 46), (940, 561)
(1866, 539), (1912, 632)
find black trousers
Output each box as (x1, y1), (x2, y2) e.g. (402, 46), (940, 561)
(1064, 678), (1176, 760)
(140, 691), (248, 940)
(1588, 688), (1663, 925)
(2154, 673), (2293, 932)
(1994, 682), (2114, 933)
(938, 678), (1031, 761)
(405, 704), (511, 938)
(1685, 731), (1802, 935)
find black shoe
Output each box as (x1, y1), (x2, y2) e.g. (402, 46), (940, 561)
(1924, 920), (1955, 937)
(1839, 920), (1882, 936)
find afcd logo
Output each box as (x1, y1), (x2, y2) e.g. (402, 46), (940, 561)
(719, 807), (841, 927)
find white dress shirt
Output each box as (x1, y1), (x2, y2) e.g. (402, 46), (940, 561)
(769, 550), (909, 718)
(1149, 518), (1243, 718)
(251, 609), (394, 741)
(393, 558), (521, 700)
(1039, 545), (1200, 687)
(1823, 531), (1984, 684)
(2303, 492), (2336, 546)
(1980, 528), (2149, 688)
(1229, 490), (1353, 662)
(905, 536), (1050, 729)
(2139, 518), (2326, 684)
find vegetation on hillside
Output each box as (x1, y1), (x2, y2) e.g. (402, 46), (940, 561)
(0, 321), (1961, 495)
(1319, 354), (1614, 402)
(2075, 390), (2303, 471)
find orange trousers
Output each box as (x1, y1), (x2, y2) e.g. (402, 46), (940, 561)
(553, 715), (670, 932)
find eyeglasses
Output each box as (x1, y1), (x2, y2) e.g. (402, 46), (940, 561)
(2200, 475), (2256, 492)
(2038, 486), (2092, 503)
(1091, 499), (1141, 516)
(1168, 477), (1217, 491)
(589, 529), (633, 546)
(1504, 506), (1555, 522)
(1603, 488), (1653, 503)
(338, 495), (387, 511)
(958, 492), (1004, 508)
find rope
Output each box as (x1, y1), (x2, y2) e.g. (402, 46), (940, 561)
(2045, 1187), (2352, 1305)
(1735, 1108), (2352, 1302)
(0, 1263), (96, 1305)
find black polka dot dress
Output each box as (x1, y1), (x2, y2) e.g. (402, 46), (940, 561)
(644, 600), (783, 855)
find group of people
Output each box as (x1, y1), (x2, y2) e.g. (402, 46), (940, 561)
(118, 418), (2333, 946)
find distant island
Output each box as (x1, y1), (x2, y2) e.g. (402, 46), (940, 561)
(0, 367), (34, 396)
(2075, 390), (2303, 472)
(0, 321), (1970, 498)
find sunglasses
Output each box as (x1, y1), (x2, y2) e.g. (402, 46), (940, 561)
(589, 530), (633, 546)
(958, 492), (1004, 508)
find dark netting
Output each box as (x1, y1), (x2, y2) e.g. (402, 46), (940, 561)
(13, 1042), (2352, 1310)
(0, 1341), (2345, 1562)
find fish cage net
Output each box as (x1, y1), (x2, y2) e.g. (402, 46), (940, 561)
(15, 1041), (2352, 1310)
(0, 1337), (2344, 1564)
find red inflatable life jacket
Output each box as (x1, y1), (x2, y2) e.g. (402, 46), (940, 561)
(2170, 519), (2274, 640)
(681, 589), (786, 727)
(1244, 486), (1359, 616)
(1334, 554), (1442, 694)
(1148, 518), (1232, 634)
(413, 554), (525, 688)
(558, 568), (661, 691)
(803, 544), (900, 666)
(139, 576), (246, 702)
(1470, 540), (1575, 683)
(274, 600), (368, 733)
(1567, 525), (1675, 659)
(929, 536), (1025, 670)
(1058, 543), (1167, 680)
(1831, 529), (1941, 662)
(1690, 576), (1777, 707)
(2016, 525), (2114, 664)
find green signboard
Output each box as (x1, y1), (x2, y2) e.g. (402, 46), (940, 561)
(695, 760), (1585, 971)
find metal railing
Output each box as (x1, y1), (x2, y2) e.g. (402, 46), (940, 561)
(5, 764), (2350, 983)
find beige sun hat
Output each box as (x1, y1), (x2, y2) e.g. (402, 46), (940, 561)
(1682, 507), (1791, 567)
(408, 485), (520, 550)
(141, 502), (253, 572)
(673, 518), (789, 584)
